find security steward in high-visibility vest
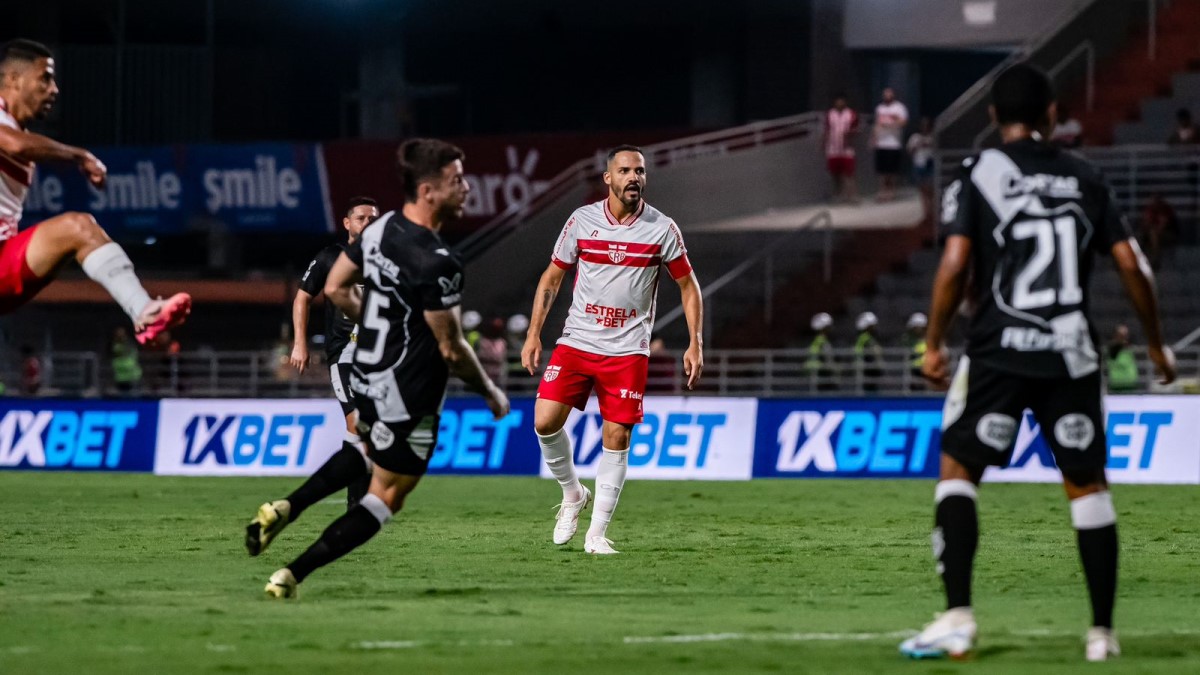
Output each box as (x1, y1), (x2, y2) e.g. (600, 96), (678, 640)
(904, 312), (928, 390)
(805, 312), (837, 390)
(853, 311), (884, 391)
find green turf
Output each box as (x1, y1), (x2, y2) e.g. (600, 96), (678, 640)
(0, 474), (1198, 674)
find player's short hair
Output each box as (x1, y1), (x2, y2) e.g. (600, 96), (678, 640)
(345, 196), (377, 217)
(0, 39), (53, 71)
(991, 63), (1055, 127)
(606, 144), (643, 164)
(397, 138), (465, 203)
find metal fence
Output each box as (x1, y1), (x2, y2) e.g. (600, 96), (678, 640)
(4, 346), (1194, 400)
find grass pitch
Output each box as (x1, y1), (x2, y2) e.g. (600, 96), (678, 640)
(0, 473), (1197, 674)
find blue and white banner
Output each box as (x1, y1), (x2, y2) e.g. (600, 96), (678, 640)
(429, 398), (539, 475)
(0, 400), (157, 472)
(154, 399), (346, 476)
(543, 397), (758, 481)
(22, 143), (333, 236)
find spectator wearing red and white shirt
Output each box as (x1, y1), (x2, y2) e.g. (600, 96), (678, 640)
(521, 145), (704, 556)
(824, 94), (859, 203)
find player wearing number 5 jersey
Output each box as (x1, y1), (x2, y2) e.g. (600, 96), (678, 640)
(521, 145), (704, 555)
(262, 139), (509, 598)
(900, 64), (1176, 662)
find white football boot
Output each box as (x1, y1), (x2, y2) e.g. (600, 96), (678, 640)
(1085, 627), (1120, 662)
(552, 487), (591, 545)
(899, 607), (976, 659)
(584, 536), (620, 555)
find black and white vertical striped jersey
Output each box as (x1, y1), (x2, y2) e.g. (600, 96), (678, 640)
(942, 138), (1133, 379)
(299, 242), (357, 363)
(345, 211), (465, 422)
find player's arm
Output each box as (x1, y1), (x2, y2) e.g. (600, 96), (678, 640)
(923, 234), (972, 389)
(674, 271), (704, 390)
(1112, 238), (1176, 384)
(521, 262), (568, 375)
(0, 126), (106, 188)
(289, 289), (314, 373)
(323, 253), (364, 323)
(425, 307), (510, 419)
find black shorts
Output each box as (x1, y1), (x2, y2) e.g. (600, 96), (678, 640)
(874, 148), (903, 174)
(329, 363), (356, 417)
(941, 357), (1106, 470)
(355, 408), (440, 476)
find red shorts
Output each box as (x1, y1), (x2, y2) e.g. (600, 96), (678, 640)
(538, 344), (648, 425)
(827, 155), (856, 177)
(0, 227), (49, 315)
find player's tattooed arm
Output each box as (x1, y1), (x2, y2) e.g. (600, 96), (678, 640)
(522, 263), (568, 375)
(425, 308), (510, 419)
(324, 253), (364, 322)
(0, 126), (106, 187)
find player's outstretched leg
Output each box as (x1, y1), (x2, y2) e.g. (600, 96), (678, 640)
(534, 400), (589, 545)
(245, 433), (370, 556)
(1065, 471), (1120, 662)
(266, 467), (417, 598)
(900, 458), (982, 659)
(23, 212), (190, 342)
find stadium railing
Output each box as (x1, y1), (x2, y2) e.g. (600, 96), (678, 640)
(5, 346), (1194, 400)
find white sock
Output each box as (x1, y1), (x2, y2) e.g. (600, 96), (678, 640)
(538, 429), (583, 501)
(80, 242), (152, 322)
(587, 448), (628, 539)
(360, 493), (392, 524)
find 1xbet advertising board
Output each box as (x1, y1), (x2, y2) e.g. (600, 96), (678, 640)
(428, 398), (539, 475)
(541, 397), (758, 481)
(754, 397), (1200, 483)
(21, 144), (333, 237)
(0, 399), (157, 472)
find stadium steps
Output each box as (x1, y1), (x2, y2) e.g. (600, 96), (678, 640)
(1075, 0), (1200, 145)
(716, 226), (928, 349)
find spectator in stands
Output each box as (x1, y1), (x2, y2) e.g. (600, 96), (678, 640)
(647, 334), (676, 393)
(1050, 104), (1084, 148)
(1106, 324), (1139, 392)
(805, 312), (837, 391)
(873, 88), (909, 202)
(109, 326), (142, 396)
(1167, 108), (1199, 145)
(903, 312), (928, 390)
(477, 317), (507, 384)
(907, 117), (936, 232)
(1139, 193), (1179, 269)
(824, 94), (860, 203)
(19, 344), (40, 396)
(854, 311), (883, 392)
(463, 310), (483, 351)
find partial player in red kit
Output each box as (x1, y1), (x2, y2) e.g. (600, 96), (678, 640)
(0, 39), (189, 341)
(521, 145), (704, 555)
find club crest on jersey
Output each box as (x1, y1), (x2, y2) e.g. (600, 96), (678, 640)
(607, 244), (629, 263)
(543, 365), (562, 382)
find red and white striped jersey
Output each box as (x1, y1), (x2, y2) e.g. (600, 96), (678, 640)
(0, 97), (31, 241)
(825, 107), (858, 159)
(550, 199), (692, 357)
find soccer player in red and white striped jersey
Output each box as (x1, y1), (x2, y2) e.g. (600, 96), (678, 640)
(0, 39), (189, 343)
(521, 145), (704, 554)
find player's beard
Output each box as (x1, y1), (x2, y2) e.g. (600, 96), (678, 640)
(616, 185), (643, 208)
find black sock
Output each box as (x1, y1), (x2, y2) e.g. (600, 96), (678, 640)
(935, 495), (978, 609)
(286, 442), (368, 520)
(1077, 523), (1118, 628)
(346, 471), (371, 511)
(288, 505), (383, 582)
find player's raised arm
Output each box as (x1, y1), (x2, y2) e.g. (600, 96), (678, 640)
(674, 271), (704, 389)
(323, 253), (363, 323)
(923, 234), (972, 389)
(1112, 238), (1176, 384)
(522, 262), (568, 375)
(425, 307), (509, 419)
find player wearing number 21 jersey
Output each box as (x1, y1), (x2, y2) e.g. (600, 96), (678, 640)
(900, 63), (1175, 663)
(521, 145), (704, 555)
